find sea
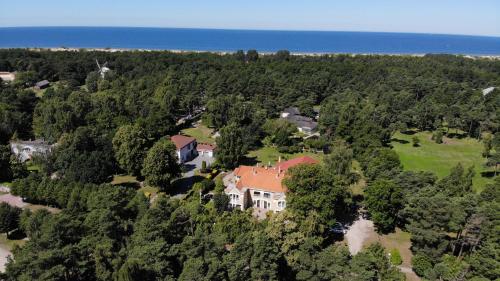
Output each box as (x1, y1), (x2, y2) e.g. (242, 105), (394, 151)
(0, 27), (500, 55)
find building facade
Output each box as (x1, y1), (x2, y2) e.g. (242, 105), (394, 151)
(10, 140), (53, 162)
(171, 135), (197, 163)
(224, 156), (318, 213)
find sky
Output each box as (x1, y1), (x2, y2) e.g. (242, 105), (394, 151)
(0, 0), (499, 37)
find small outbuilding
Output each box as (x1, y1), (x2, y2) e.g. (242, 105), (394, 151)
(197, 143), (216, 158)
(35, 80), (50, 90)
(10, 139), (53, 162)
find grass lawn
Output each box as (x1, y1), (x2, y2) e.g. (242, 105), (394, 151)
(111, 175), (138, 185)
(246, 146), (323, 166)
(181, 124), (215, 144)
(361, 228), (418, 280)
(26, 160), (40, 172)
(391, 131), (493, 192)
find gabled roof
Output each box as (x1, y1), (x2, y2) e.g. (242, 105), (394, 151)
(197, 143), (216, 152)
(171, 135), (196, 150)
(482, 87), (495, 96)
(277, 156), (318, 171)
(233, 156), (318, 193)
(35, 80), (50, 87)
(235, 166), (286, 193)
(283, 107), (300, 115)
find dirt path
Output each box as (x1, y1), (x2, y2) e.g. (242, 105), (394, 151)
(344, 216), (375, 255)
(0, 244), (11, 272)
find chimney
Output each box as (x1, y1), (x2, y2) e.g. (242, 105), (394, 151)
(278, 156), (281, 163)
(252, 167), (256, 175)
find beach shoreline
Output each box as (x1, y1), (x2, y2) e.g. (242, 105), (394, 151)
(0, 47), (499, 59)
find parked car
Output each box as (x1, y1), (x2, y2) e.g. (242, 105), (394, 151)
(330, 222), (347, 234)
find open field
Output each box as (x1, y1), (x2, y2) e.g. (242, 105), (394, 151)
(246, 146), (323, 166)
(181, 124), (215, 144)
(391, 131), (493, 192)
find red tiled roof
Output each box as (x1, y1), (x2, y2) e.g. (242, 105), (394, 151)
(233, 156), (318, 193)
(235, 166), (286, 193)
(276, 156), (318, 171)
(171, 135), (196, 150)
(197, 143), (216, 152)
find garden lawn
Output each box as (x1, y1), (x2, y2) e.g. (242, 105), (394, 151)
(181, 124), (215, 144)
(246, 146), (323, 166)
(391, 131), (492, 192)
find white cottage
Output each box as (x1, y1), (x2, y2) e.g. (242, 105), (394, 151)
(171, 135), (197, 163)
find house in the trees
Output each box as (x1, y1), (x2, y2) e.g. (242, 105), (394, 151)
(223, 156), (318, 214)
(0, 72), (15, 82)
(280, 107), (318, 134)
(10, 139), (53, 162)
(171, 135), (197, 163)
(196, 143), (216, 158)
(35, 80), (50, 90)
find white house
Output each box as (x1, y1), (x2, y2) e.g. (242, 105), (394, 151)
(10, 139), (53, 162)
(223, 156), (318, 215)
(196, 143), (216, 158)
(0, 72), (15, 82)
(171, 135), (197, 163)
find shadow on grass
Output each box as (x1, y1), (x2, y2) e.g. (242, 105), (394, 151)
(391, 138), (410, 144)
(170, 175), (206, 196)
(401, 130), (418, 135)
(446, 132), (467, 139)
(240, 156), (259, 166)
(481, 171), (498, 178)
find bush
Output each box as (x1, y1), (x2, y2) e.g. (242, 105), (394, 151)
(390, 249), (403, 265)
(201, 160), (207, 172)
(433, 131), (443, 144)
(412, 254), (433, 276)
(412, 136), (420, 147)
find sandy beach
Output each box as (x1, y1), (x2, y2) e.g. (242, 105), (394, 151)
(0, 47), (495, 60)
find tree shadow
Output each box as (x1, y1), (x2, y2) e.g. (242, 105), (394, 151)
(170, 175), (206, 196)
(481, 171), (497, 178)
(240, 156), (259, 166)
(401, 130), (417, 135)
(446, 132), (467, 139)
(391, 138), (410, 144)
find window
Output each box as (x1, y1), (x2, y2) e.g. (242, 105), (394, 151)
(263, 201), (269, 209)
(278, 201), (286, 208)
(263, 192), (271, 199)
(253, 191), (261, 196)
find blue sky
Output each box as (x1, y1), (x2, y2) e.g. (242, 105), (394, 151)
(1, 0), (499, 37)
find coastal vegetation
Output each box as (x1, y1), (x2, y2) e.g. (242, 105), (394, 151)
(0, 49), (499, 280)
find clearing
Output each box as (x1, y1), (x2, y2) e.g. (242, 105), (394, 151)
(246, 146), (323, 166)
(181, 123), (215, 144)
(391, 131), (493, 192)
(345, 217), (420, 281)
(0, 234), (26, 273)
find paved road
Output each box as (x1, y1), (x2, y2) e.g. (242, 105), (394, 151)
(170, 155), (215, 198)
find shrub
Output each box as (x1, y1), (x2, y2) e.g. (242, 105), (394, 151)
(390, 249), (403, 265)
(412, 254), (433, 276)
(201, 160), (207, 172)
(434, 131), (443, 144)
(412, 136), (420, 147)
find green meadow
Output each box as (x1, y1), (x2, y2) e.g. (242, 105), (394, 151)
(391, 131), (493, 192)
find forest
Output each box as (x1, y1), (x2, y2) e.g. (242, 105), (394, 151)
(0, 49), (499, 281)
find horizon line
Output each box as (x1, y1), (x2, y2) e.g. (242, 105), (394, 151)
(1, 25), (500, 39)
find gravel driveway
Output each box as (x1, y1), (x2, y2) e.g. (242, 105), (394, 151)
(344, 215), (376, 255)
(0, 245), (10, 272)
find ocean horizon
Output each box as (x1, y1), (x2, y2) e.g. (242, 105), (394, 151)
(1, 26), (500, 55)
